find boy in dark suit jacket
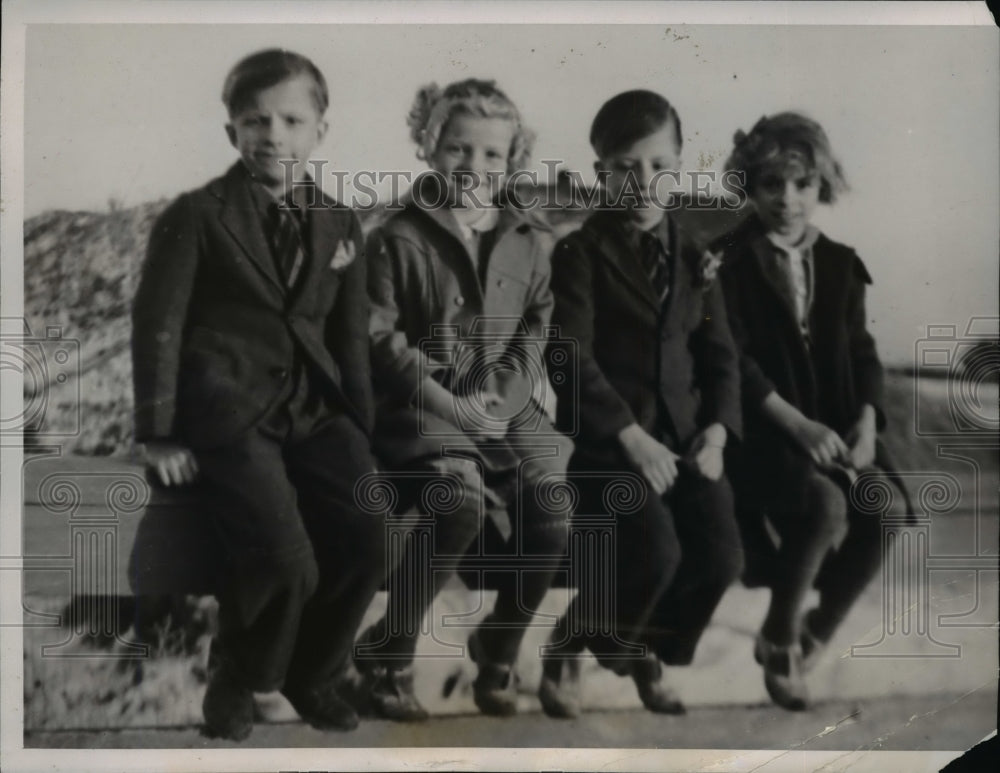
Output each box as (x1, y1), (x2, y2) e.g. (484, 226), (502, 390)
(131, 49), (385, 740)
(543, 90), (744, 718)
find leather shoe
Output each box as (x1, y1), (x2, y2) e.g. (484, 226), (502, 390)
(202, 662), (254, 741)
(468, 630), (518, 716)
(365, 664), (429, 722)
(754, 634), (809, 711)
(282, 680), (360, 731)
(630, 654), (686, 715)
(800, 611), (829, 673)
(538, 647), (582, 719)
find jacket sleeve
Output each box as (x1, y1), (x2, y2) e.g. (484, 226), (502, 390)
(131, 194), (200, 443)
(327, 210), (375, 436)
(548, 233), (637, 441)
(366, 227), (432, 403)
(847, 253), (886, 430)
(719, 256), (778, 411)
(691, 279), (743, 442)
(495, 230), (555, 410)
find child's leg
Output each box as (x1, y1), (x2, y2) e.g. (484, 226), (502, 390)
(278, 411), (393, 689)
(195, 431), (321, 693)
(761, 453), (848, 645)
(644, 473), (744, 665)
(476, 434), (573, 665)
(357, 455), (483, 666)
(553, 459), (681, 670)
(807, 471), (901, 642)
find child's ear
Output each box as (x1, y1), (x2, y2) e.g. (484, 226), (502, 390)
(225, 123), (237, 149)
(316, 118), (329, 144)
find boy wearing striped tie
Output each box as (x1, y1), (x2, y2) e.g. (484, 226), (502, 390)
(131, 49), (385, 741)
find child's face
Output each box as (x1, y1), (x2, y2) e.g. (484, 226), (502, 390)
(429, 114), (515, 208)
(226, 74), (327, 194)
(596, 124), (681, 231)
(749, 154), (821, 243)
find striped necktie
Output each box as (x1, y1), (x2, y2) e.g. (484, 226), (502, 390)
(273, 201), (306, 288)
(640, 230), (670, 303)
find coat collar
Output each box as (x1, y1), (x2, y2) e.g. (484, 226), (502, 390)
(210, 161), (342, 305)
(586, 210), (698, 321)
(401, 172), (549, 283)
(742, 213), (808, 329)
(211, 162), (285, 295)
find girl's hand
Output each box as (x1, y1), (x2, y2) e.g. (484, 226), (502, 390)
(843, 406), (877, 470)
(453, 391), (508, 440)
(790, 417), (849, 470)
(687, 423), (727, 481)
(143, 441), (199, 487)
(618, 423), (679, 495)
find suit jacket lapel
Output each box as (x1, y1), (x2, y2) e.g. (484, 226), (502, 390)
(286, 200), (342, 310)
(662, 224), (696, 333)
(589, 213), (659, 313)
(215, 164), (286, 297)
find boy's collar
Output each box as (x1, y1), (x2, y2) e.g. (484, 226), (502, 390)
(618, 211), (673, 255)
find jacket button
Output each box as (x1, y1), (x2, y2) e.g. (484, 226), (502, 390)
(455, 296), (465, 306)
(270, 367), (289, 380)
(497, 279), (505, 289)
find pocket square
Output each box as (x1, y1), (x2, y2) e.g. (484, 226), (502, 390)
(330, 240), (356, 270)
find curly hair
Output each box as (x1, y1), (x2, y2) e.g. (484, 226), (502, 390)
(724, 112), (848, 204)
(406, 78), (534, 171)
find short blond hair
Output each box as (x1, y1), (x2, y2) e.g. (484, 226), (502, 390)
(406, 78), (534, 171)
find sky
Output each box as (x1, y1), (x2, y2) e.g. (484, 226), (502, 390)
(22, 21), (1000, 364)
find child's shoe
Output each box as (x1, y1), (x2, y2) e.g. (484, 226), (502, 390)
(202, 662), (254, 741)
(630, 654), (686, 715)
(282, 679), (360, 731)
(754, 633), (809, 711)
(468, 630), (518, 716)
(800, 610), (829, 673)
(365, 664), (430, 722)
(538, 647), (582, 719)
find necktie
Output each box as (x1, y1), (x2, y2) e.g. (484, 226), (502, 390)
(640, 231), (670, 303)
(273, 201), (306, 288)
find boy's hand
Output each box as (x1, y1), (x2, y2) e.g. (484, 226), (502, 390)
(618, 423), (679, 495)
(843, 405), (877, 470)
(143, 441), (199, 487)
(686, 422), (727, 481)
(789, 417), (849, 470)
(454, 391), (509, 440)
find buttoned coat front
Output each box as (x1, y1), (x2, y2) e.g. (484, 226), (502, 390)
(548, 210), (742, 465)
(132, 162), (373, 449)
(367, 186), (559, 468)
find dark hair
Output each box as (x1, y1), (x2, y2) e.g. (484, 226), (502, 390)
(589, 90), (682, 158)
(222, 48), (329, 117)
(724, 112), (848, 204)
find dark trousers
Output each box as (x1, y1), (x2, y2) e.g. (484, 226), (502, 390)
(194, 399), (385, 693)
(550, 456), (743, 672)
(360, 431), (572, 667)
